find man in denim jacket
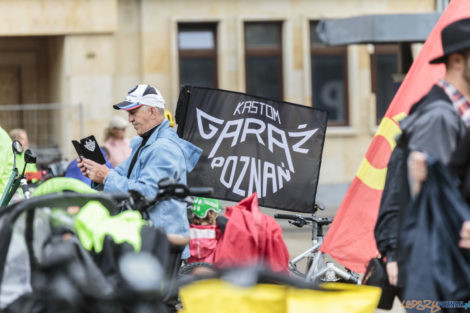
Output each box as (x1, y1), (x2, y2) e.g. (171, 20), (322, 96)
(79, 84), (202, 258)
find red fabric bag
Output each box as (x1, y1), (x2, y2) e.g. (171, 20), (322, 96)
(213, 193), (289, 272)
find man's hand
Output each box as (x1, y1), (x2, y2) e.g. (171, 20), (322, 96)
(410, 151), (428, 195)
(459, 221), (470, 249)
(77, 157), (110, 184)
(77, 157), (87, 176)
(386, 261), (398, 286)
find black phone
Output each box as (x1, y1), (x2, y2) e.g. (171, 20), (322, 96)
(72, 141), (84, 162)
(71, 135), (106, 164)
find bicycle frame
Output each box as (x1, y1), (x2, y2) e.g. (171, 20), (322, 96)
(289, 239), (322, 277)
(0, 168), (19, 207)
(275, 212), (360, 284)
(1, 146), (38, 208)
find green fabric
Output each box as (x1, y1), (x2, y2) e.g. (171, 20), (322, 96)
(191, 197), (222, 218)
(31, 178), (95, 231)
(34, 178), (144, 253)
(15, 153), (37, 175)
(0, 127), (13, 196)
(75, 201), (146, 253)
(33, 177), (96, 196)
(50, 208), (75, 231)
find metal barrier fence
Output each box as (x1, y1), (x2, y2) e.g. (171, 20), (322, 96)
(0, 103), (83, 168)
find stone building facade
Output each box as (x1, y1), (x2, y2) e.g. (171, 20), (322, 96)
(0, 0), (440, 201)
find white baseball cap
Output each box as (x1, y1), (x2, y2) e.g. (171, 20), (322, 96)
(114, 84), (165, 111)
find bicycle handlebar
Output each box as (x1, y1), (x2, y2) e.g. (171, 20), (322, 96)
(109, 192), (134, 202)
(146, 182), (213, 207)
(187, 187), (214, 197)
(274, 213), (302, 220)
(110, 178), (214, 219)
(274, 213), (333, 226)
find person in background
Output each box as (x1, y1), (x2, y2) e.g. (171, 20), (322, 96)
(0, 126), (13, 195)
(375, 18), (470, 287)
(187, 197), (222, 264)
(460, 221), (470, 248)
(410, 136), (470, 251)
(103, 116), (132, 168)
(9, 128), (37, 175)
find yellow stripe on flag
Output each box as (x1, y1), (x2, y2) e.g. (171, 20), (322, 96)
(376, 116), (403, 151)
(356, 158), (387, 190)
(356, 116), (403, 190)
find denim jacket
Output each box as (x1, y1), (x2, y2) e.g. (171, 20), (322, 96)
(104, 119), (202, 258)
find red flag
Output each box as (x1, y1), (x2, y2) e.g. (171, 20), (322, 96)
(320, 0), (470, 274)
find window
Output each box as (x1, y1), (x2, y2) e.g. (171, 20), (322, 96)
(310, 21), (349, 125)
(371, 45), (399, 123)
(245, 22), (283, 100)
(436, 0), (450, 12)
(178, 23), (217, 88)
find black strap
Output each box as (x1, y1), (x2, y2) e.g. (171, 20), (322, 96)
(127, 125), (158, 178)
(127, 140), (147, 178)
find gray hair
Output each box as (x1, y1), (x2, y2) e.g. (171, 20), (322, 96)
(143, 105), (165, 116)
(142, 105), (164, 117)
(9, 128), (26, 141)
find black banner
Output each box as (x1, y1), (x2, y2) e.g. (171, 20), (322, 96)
(176, 86), (327, 213)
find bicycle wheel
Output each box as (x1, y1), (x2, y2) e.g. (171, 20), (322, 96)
(177, 262), (213, 278)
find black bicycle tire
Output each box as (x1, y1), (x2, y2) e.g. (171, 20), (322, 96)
(177, 262), (213, 278)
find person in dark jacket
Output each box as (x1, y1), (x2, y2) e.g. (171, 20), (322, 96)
(461, 221), (470, 248)
(447, 128), (470, 202)
(445, 129), (470, 251)
(412, 127), (470, 251)
(402, 157), (470, 307)
(375, 18), (470, 287)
